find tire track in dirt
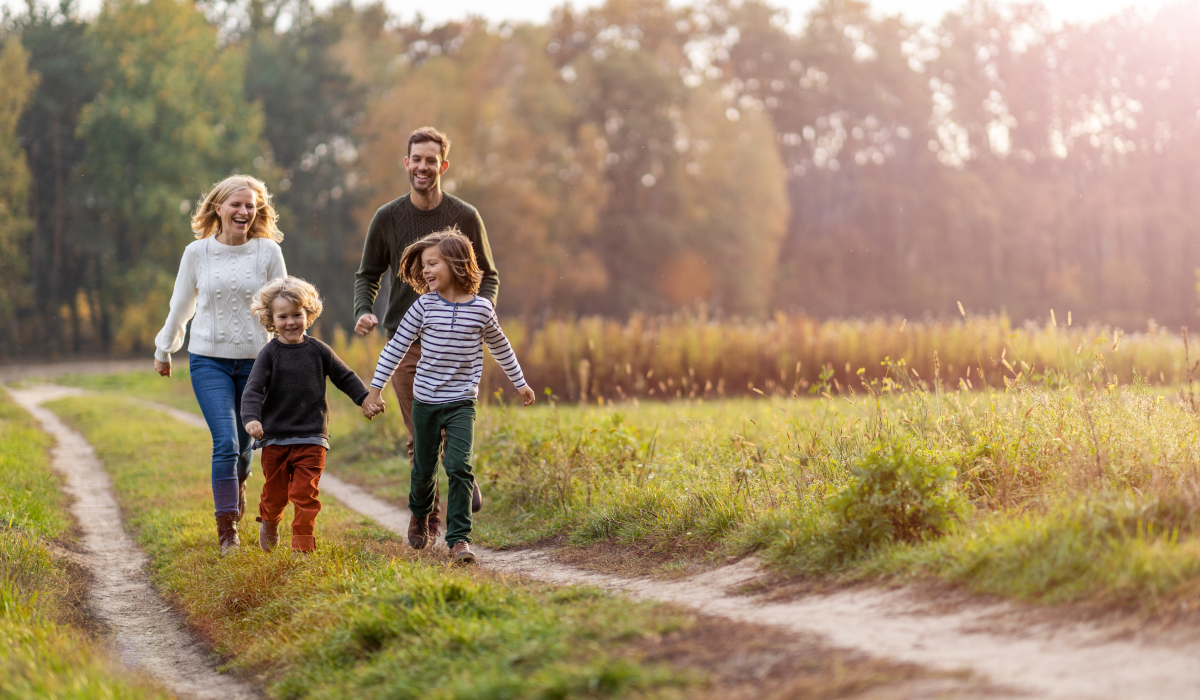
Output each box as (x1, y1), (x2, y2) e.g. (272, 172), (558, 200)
(8, 385), (258, 700)
(64, 391), (1200, 699)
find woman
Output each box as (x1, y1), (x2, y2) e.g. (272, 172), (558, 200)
(153, 175), (286, 554)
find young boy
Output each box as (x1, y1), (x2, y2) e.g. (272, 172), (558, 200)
(242, 276), (374, 554)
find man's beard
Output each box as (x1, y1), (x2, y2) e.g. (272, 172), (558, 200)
(409, 170), (438, 193)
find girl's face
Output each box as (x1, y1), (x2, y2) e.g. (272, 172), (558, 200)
(422, 245), (454, 294)
(271, 297), (308, 344)
(217, 188), (257, 240)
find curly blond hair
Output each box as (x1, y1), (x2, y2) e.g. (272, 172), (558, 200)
(191, 175), (284, 242)
(399, 228), (482, 295)
(251, 277), (323, 333)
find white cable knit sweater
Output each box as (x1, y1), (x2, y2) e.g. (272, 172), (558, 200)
(154, 236), (287, 363)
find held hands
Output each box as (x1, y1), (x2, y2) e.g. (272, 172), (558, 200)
(518, 386), (537, 406)
(245, 421), (264, 440)
(362, 387), (386, 420)
(354, 313), (379, 337)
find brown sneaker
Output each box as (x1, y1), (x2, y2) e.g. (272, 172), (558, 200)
(408, 513), (430, 550)
(426, 482), (442, 542)
(216, 513), (240, 555)
(449, 541), (476, 565)
(257, 517), (279, 552)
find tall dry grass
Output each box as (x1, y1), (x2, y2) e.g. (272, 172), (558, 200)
(331, 312), (1194, 403)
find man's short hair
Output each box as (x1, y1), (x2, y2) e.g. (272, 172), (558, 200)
(408, 126), (451, 161)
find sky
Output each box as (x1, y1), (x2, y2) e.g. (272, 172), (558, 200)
(3, 0), (1175, 25)
(398, 0), (1169, 28)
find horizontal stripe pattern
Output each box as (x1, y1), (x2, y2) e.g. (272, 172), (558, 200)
(371, 293), (527, 403)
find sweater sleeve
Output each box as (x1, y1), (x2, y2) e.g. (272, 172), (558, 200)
(266, 240), (287, 281)
(240, 345), (273, 425)
(154, 245), (199, 363)
(371, 297), (424, 389)
(482, 309), (527, 390)
(353, 204), (392, 323)
(325, 345), (370, 406)
(463, 208), (499, 307)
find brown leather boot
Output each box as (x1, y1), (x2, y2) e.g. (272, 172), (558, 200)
(216, 513), (240, 555)
(236, 477), (247, 522)
(408, 513), (429, 550)
(449, 541), (476, 565)
(257, 517), (279, 552)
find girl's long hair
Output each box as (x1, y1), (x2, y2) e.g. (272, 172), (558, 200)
(191, 175), (283, 242)
(400, 228), (482, 294)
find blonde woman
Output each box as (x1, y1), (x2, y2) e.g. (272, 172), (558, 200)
(153, 175), (287, 554)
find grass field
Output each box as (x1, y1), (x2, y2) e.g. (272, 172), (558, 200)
(0, 389), (167, 699)
(42, 392), (932, 699)
(54, 312), (1200, 617)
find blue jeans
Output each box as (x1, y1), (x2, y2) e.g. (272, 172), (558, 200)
(190, 354), (255, 517)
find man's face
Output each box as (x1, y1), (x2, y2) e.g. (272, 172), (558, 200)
(405, 141), (448, 193)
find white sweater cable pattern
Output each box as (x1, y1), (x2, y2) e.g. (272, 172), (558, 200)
(154, 237), (287, 362)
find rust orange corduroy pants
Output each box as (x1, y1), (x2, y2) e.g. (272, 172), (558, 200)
(258, 444), (326, 552)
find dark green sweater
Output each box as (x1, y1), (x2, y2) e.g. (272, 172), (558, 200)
(353, 193), (499, 337)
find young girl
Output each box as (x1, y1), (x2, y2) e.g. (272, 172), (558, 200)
(242, 276), (373, 555)
(362, 228), (535, 564)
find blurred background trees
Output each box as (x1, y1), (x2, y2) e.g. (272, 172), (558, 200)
(1, 0), (1199, 357)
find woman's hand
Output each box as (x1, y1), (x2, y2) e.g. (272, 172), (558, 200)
(518, 386), (537, 406)
(154, 359), (171, 377)
(245, 421), (264, 440)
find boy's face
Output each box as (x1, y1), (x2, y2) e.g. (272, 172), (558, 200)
(422, 246), (453, 294)
(271, 297), (308, 344)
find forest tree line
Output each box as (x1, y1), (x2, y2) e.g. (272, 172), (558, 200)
(0, 0), (1198, 358)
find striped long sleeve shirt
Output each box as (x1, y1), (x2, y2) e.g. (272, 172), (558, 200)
(370, 293), (527, 403)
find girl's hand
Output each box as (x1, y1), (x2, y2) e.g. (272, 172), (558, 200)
(363, 388), (385, 419)
(245, 421), (264, 439)
(518, 386), (536, 406)
(154, 359), (171, 377)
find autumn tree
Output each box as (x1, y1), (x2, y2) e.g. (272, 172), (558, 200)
(77, 0), (264, 352)
(0, 36), (37, 352)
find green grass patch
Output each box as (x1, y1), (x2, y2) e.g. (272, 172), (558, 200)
(0, 388), (167, 699)
(47, 394), (706, 699)
(60, 360), (1200, 612)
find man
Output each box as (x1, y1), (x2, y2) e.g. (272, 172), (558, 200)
(354, 126), (497, 531)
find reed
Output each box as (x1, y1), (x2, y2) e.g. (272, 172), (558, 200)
(331, 313), (1190, 403)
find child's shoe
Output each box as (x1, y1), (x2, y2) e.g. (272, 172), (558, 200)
(450, 541), (476, 565)
(257, 517), (279, 552)
(408, 514), (430, 550)
(216, 513), (240, 555)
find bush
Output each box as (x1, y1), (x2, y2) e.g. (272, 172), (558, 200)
(826, 442), (965, 558)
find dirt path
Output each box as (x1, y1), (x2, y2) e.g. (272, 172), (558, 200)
(46, 390), (1200, 699)
(7, 386), (258, 700)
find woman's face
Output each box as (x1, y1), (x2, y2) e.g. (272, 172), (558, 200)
(217, 188), (257, 238)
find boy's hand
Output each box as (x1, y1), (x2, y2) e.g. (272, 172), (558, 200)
(245, 421), (264, 439)
(363, 388), (385, 419)
(518, 386), (536, 406)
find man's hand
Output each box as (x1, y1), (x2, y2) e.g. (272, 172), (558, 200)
(154, 359), (171, 377)
(518, 386), (537, 406)
(355, 313), (379, 337)
(245, 421), (264, 439)
(363, 387), (386, 419)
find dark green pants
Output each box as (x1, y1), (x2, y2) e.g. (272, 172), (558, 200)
(410, 398), (476, 546)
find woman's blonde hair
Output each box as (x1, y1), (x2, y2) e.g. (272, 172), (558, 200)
(191, 175), (283, 242)
(251, 276), (323, 333)
(399, 228), (482, 295)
